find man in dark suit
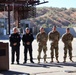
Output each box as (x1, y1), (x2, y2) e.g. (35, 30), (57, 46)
(22, 27), (34, 64)
(9, 27), (21, 64)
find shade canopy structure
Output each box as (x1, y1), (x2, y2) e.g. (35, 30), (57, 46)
(0, 0), (48, 34)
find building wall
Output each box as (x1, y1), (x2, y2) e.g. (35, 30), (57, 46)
(0, 18), (8, 35)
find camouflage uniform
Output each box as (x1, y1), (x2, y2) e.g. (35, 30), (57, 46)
(48, 31), (60, 62)
(62, 33), (73, 62)
(36, 31), (48, 63)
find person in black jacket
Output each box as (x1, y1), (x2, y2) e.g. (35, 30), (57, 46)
(22, 27), (34, 64)
(9, 27), (21, 64)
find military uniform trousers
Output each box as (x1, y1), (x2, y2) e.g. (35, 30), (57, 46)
(24, 45), (33, 62)
(11, 46), (20, 63)
(37, 43), (47, 62)
(50, 43), (59, 60)
(64, 44), (72, 60)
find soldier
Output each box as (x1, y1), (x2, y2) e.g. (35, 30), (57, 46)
(9, 27), (21, 64)
(36, 27), (48, 63)
(48, 26), (60, 63)
(22, 27), (34, 63)
(62, 28), (73, 63)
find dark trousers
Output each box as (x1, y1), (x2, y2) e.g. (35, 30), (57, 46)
(11, 46), (20, 63)
(24, 45), (33, 62)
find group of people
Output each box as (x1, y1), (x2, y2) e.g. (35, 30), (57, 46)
(9, 26), (74, 64)
(9, 27), (34, 64)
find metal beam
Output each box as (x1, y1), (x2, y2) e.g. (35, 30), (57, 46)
(7, 4), (10, 35)
(0, 0), (48, 5)
(0, 1), (39, 4)
(35, 1), (48, 5)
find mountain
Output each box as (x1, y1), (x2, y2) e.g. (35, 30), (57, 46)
(1, 7), (76, 28)
(30, 7), (76, 27)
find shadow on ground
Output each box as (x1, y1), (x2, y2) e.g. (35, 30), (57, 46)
(0, 70), (29, 75)
(18, 62), (76, 68)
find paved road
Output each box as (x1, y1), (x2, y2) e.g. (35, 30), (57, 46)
(0, 38), (76, 75)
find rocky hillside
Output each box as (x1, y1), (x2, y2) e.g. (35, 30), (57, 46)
(1, 7), (76, 28)
(30, 7), (76, 27)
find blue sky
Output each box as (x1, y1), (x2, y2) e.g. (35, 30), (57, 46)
(37, 0), (76, 8)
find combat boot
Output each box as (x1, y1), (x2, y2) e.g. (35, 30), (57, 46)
(70, 60), (74, 62)
(57, 60), (59, 63)
(44, 54), (47, 63)
(50, 59), (53, 63)
(38, 61), (40, 64)
(56, 58), (59, 63)
(70, 58), (74, 62)
(63, 60), (66, 63)
(44, 61), (48, 63)
(63, 58), (66, 63)
(37, 55), (40, 64)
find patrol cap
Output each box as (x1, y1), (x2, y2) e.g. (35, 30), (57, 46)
(67, 28), (70, 30)
(40, 26), (44, 30)
(53, 25), (56, 28)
